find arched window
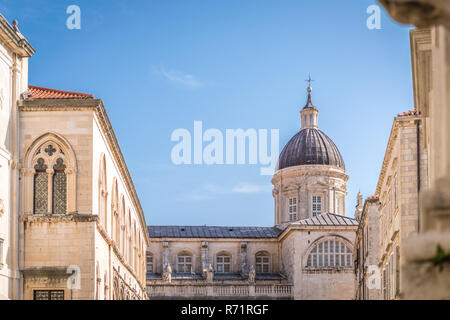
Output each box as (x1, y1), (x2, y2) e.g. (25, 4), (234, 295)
(98, 154), (107, 230)
(255, 251), (270, 273)
(146, 252), (154, 273)
(120, 196), (126, 257)
(177, 252), (193, 273)
(33, 158), (48, 214)
(306, 238), (353, 268)
(52, 158), (67, 214)
(26, 134), (75, 215)
(216, 252), (231, 273)
(111, 178), (119, 244)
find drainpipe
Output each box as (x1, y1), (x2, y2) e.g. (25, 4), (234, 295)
(416, 119), (421, 232)
(11, 52), (20, 299)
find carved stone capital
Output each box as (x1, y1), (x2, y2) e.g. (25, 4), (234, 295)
(379, 0), (450, 28)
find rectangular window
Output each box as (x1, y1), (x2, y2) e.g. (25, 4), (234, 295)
(388, 190), (391, 221)
(394, 174), (398, 209)
(288, 197), (297, 221)
(33, 290), (64, 300)
(312, 195), (322, 217)
(216, 255), (231, 273)
(255, 255), (270, 273)
(146, 253), (153, 273)
(177, 255), (192, 273)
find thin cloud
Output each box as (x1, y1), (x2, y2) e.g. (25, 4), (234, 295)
(154, 66), (202, 88)
(231, 183), (272, 194)
(178, 182), (271, 201)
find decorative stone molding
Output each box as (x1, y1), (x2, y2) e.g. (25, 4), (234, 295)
(379, 0), (450, 28)
(420, 175), (450, 231)
(0, 198), (4, 216)
(18, 99), (149, 244)
(21, 213), (98, 223)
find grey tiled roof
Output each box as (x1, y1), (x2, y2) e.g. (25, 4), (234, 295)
(294, 213), (359, 226)
(148, 225), (283, 239)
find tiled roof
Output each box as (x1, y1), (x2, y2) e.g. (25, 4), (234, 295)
(397, 109), (420, 117)
(27, 85), (94, 100)
(148, 225), (283, 239)
(293, 213), (359, 227)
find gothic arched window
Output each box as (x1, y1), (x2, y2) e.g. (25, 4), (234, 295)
(306, 238), (353, 268)
(33, 158), (48, 214)
(52, 158), (67, 214)
(25, 133), (76, 216)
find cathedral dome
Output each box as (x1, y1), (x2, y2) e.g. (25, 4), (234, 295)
(277, 128), (345, 170)
(277, 80), (345, 171)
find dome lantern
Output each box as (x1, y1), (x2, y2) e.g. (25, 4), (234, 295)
(300, 76), (319, 130)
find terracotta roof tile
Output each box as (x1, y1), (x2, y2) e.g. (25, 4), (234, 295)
(27, 85), (94, 100)
(397, 109), (420, 117)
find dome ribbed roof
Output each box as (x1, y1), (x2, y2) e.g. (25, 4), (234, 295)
(277, 128), (345, 170)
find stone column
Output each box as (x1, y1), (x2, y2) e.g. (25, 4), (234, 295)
(240, 242), (248, 276)
(162, 241), (169, 270)
(201, 241), (209, 271)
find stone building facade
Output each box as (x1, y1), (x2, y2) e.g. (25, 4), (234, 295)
(354, 195), (381, 300)
(0, 15), (149, 300)
(353, 110), (428, 300)
(146, 85), (358, 300)
(352, 0), (450, 300)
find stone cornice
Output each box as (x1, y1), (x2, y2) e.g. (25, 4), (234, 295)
(21, 213), (98, 223)
(277, 224), (358, 242)
(19, 98), (150, 245)
(0, 13), (35, 57)
(272, 165), (348, 184)
(378, 0), (450, 28)
(375, 115), (421, 196)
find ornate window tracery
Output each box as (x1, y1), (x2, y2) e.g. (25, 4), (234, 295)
(25, 133), (76, 215)
(52, 158), (67, 214)
(33, 158), (48, 214)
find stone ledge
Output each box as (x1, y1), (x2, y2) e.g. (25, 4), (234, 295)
(21, 266), (70, 278)
(21, 213), (98, 223)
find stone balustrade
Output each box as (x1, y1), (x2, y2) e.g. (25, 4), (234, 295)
(147, 283), (293, 299)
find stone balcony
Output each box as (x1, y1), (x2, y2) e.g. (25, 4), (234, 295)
(147, 283), (293, 299)
(146, 273), (293, 300)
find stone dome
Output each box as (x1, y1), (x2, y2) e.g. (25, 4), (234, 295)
(277, 127), (345, 171)
(276, 80), (345, 171)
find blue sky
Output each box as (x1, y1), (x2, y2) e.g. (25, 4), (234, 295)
(2, 0), (413, 226)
